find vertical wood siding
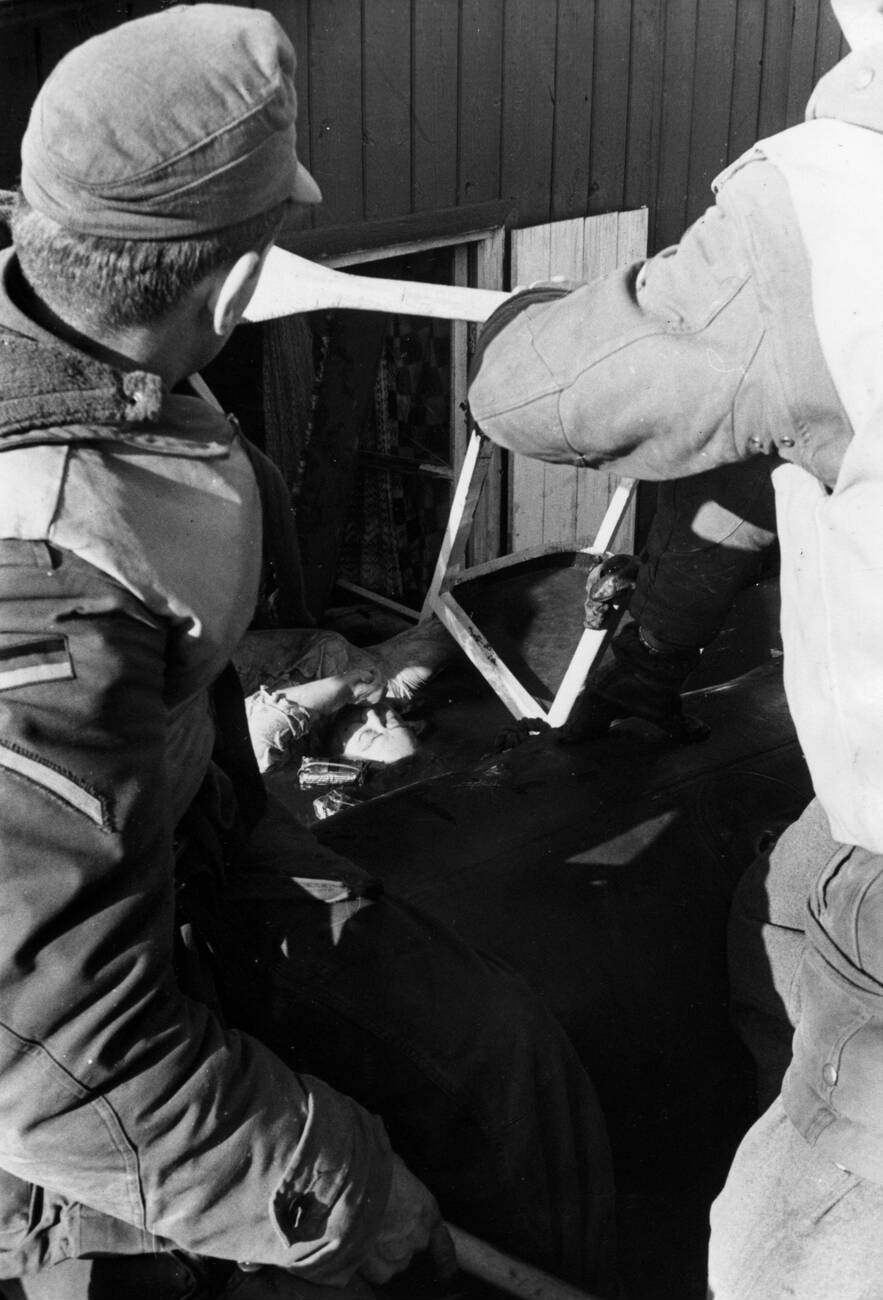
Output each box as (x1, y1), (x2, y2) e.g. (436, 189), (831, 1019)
(510, 209), (646, 553)
(0, 1), (846, 253)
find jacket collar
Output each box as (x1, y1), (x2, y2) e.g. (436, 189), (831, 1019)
(0, 248), (233, 458)
(807, 43), (883, 134)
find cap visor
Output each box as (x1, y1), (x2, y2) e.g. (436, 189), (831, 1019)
(293, 162), (322, 205)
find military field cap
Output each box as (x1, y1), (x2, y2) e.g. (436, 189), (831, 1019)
(20, 3), (321, 240)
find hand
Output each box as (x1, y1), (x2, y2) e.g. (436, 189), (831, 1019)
(359, 1156), (457, 1287)
(276, 668), (382, 718)
(582, 552), (639, 630)
(345, 666), (386, 706)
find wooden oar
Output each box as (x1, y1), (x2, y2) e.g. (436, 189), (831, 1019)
(448, 1224), (605, 1300)
(244, 245), (510, 324)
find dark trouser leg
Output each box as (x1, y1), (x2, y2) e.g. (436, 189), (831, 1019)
(220, 801), (618, 1295)
(563, 459), (777, 741)
(630, 458), (777, 650)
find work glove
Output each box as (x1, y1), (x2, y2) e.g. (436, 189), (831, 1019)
(359, 1155), (457, 1288)
(220, 1159), (455, 1299)
(582, 552), (640, 630)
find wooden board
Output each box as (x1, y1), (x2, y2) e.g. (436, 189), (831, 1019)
(413, 0), (459, 212)
(688, 0), (738, 208)
(499, 0), (557, 228)
(258, 1), (311, 182)
(0, 1), (844, 261)
(457, 0), (503, 206)
(470, 227), (507, 564)
(0, 19), (39, 190)
(624, 0), (663, 219)
(307, 0), (363, 227)
(757, 1), (794, 141)
(728, 0), (765, 163)
(363, 0), (411, 221)
(653, 0), (699, 248)
(587, 0), (632, 216)
(551, 0), (595, 221)
(787, 4), (822, 127)
(509, 210), (647, 554)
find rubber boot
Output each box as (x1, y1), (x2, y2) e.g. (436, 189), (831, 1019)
(559, 621), (710, 744)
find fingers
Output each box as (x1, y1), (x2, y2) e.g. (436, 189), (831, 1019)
(358, 1157), (448, 1286)
(359, 1242), (415, 1284)
(361, 1220), (457, 1288)
(427, 1221), (458, 1283)
(345, 666), (386, 705)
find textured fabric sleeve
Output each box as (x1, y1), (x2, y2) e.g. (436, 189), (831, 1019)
(245, 685), (313, 773)
(468, 200), (789, 480)
(0, 542), (391, 1279)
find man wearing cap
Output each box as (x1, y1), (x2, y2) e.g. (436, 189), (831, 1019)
(0, 6), (616, 1299)
(469, 0), (883, 1293)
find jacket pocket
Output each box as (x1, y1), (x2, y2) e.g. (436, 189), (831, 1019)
(0, 740), (110, 831)
(792, 946), (883, 1134)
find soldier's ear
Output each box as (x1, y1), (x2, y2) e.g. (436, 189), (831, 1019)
(209, 250), (265, 337)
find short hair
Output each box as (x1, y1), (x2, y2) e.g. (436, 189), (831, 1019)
(9, 191), (290, 331)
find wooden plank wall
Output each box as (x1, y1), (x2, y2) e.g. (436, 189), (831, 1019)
(0, 1), (846, 254)
(509, 210), (647, 553)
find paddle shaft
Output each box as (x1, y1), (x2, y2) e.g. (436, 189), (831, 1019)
(244, 245), (510, 324)
(448, 1224), (604, 1300)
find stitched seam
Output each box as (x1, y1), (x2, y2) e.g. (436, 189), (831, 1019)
(49, 71), (287, 191)
(485, 276), (753, 429)
(0, 1023), (145, 1229)
(560, 274), (753, 389)
(0, 740), (112, 832)
(728, 325), (771, 458)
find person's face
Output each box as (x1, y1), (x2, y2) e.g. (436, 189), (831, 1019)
(337, 705), (419, 765)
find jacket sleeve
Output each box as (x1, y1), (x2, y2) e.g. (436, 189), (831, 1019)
(468, 196), (790, 481)
(0, 540), (391, 1280)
